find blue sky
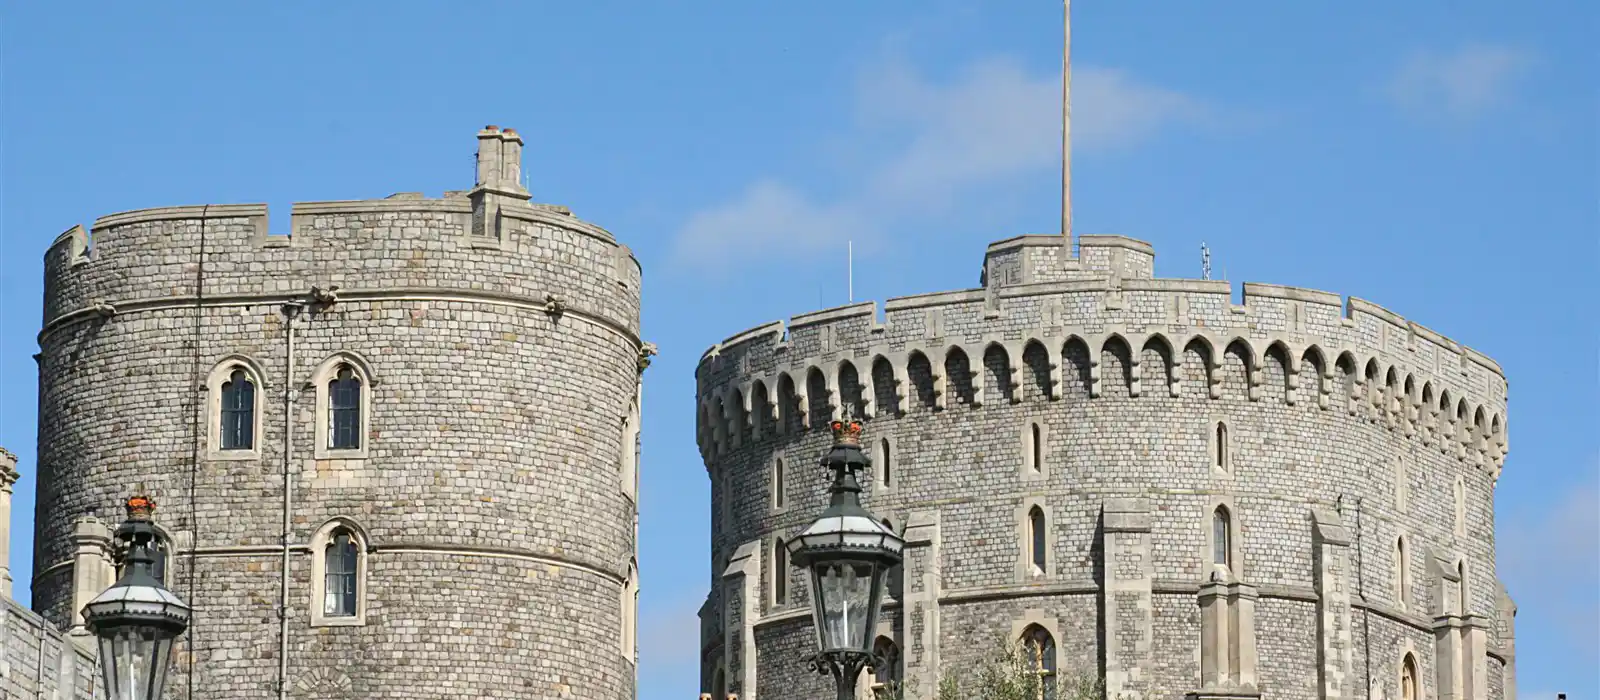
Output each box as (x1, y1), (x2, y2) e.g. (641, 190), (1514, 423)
(1, 1), (1594, 697)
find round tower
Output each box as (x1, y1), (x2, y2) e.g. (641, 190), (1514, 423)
(35, 126), (646, 698)
(696, 235), (1513, 700)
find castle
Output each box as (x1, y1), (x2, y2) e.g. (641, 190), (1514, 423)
(1, 126), (647, 698)
(694, 234), (1518, 700)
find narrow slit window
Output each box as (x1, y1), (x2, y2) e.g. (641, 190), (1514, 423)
(1212, 506), (1231, 569)
(1395, 537), (1410, 604)
(328, 366), (363, 450)
(220, 368), (255, 450)
(324, 531), (359, 617)
(774, 538), (789, 605)
(773, 458), (786, 509)
(879, 438), (892, 488)
(1214, 422), (1229, 470)
(1030, 423), (1043, 474)
(1029, 507), (1046, 575)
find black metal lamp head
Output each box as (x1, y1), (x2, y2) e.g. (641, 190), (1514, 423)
(83, 497), (192, 700)
(788, 420), (905, 695)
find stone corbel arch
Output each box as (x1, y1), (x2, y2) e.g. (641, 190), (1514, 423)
(1083, 333), (1105, 398)
(959, 343), (986, 407)
(1038, 336), (1065, 400)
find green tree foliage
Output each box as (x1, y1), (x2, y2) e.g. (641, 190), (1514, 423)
(863, 634), (1105, 700)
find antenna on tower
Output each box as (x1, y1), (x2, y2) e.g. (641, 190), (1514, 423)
(1201, 242), (1212, 281)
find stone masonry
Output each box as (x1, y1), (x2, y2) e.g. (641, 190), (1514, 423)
(695, 234), (1515, 700)
(19, 126), (647, 699)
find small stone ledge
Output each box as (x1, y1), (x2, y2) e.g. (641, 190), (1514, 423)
(1077, 233), (1155, 255)
(92, 203), (267, 230)
(883, 288), (986, 312)
(1348, 296), (1407, 329)
(291, 198), (470, 216)
(985, 234), (1074, 254)
(1241, 282), (1342, 307)
(788, 301), (875, 330)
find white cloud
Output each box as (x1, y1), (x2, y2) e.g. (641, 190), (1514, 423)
(1386, 44), (1534, 120)
(670, 53), (1210, 270)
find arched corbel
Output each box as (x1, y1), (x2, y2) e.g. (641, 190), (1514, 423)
(1086, 335), (1104, 399)
(1004, 341), (1025, 404)
(965, 344), (986, 408)
(1124, 334), (1145, 398)
(1318, 364), (1333, 411)
(1044, 338), (1064, 401)
(891, 354), (910, 415)
(793, 369), (813, 430)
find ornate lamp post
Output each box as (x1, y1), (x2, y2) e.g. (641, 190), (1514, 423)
(83, 497), (192, 700)
(788, 419), (904, 700)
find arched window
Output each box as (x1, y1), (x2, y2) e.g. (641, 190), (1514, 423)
(774, 538), (789, 605)
(1453, 477), (1467, 537)
(1214, 421), (1230, 471)
(1456, 561), (1467, 616)
(310, 519), (368, 627)
(1022, 625), (1057, 700)
(878, 438), (893, 488)
(206, 357), (265, 459)
(710, 666), (726, 700)
(219, 369), (255, 450)
(622, 561), (639, 663)
(1395, 536), (1410, 606)
(871, 636), (902, 691)
(1030, 423), (1043, 474)
(328, 366), (363, 450)
(1212, 506), (1232, 570)
(1400, 653), (1419, 700)
(1029, 506), (1047, 576)
(324, 531), (358, 617)
(773, 457), (786, 510)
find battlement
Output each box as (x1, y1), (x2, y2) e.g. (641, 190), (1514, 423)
(45, 124), (628, 269)
(40, 126), (643, 334)
(695, 236), (1509, 475)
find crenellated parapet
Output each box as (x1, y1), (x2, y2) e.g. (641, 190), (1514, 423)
(41, 125), (642, 341)
(695, 235), (1508, 477)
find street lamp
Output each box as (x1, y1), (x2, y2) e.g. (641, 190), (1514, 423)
(788, 419), (904, 700)
(83, 496), (192, 700)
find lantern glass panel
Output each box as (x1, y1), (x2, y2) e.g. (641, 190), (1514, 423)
(811, 560), (883, 653)
(98, 625), (177, 700)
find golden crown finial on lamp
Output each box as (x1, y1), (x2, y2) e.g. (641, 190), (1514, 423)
(829, 419), (863, 446)
(125, 496), (155, 520)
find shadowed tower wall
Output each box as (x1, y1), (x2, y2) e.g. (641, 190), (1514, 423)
(696, 235), (1514, 700)
(32, 126), (646, 699)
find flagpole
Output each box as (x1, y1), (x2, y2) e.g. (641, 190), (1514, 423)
(848, 241), (854, 303)
(1061, 0), (1072, 242)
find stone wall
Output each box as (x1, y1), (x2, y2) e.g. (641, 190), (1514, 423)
(695, 235), (1514, 700)
(31, 127), (646, 699)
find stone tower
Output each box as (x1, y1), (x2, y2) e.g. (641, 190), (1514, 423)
(695, 235), (1514, 700)
(34, 126), (646, 698)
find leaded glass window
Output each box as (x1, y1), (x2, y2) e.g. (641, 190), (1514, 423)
(220, 369), (254, 450)
(324, 532), (358, 617)
(1213, 506), (1232, 569)
(328, 367), (362, 450)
